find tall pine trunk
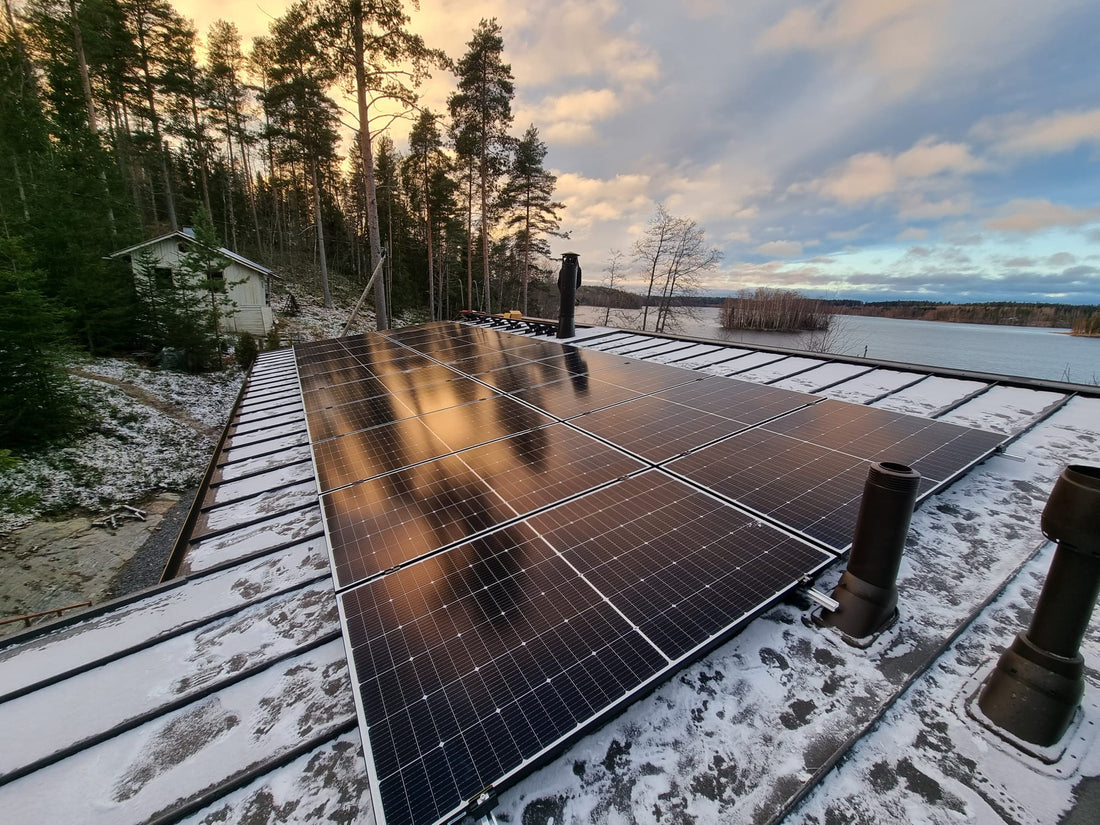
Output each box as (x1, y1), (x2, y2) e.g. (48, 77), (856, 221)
(310, 157), (332, 308)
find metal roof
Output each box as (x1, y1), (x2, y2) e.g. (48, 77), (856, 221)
(0, 323), (1097, 824)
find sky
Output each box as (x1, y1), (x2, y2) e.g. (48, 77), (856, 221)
(172, 0), (1100, 304)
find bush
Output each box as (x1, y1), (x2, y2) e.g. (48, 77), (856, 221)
(235, 332), (258, 369)
(264, 327), (281, 351)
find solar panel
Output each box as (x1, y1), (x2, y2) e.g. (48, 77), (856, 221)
(762, 400), (1005, 481)
(513, 376), (641, 420)
(305, 379), (497, 443)
(526, 472), (832, 660)
(339, 471), (831, 825)
(666, 399), (1004, 550)
(652, 376), (816, 425)
(340, 522), (669, 825)
(293, 322), (1003, 825)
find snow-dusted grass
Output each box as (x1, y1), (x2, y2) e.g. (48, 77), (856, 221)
(0, 362), (242, 533)
(78, 357), (243, 428)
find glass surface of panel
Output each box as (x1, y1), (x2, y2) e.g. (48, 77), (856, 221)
(323, 425), (645, 588)
(653, 376), (816, 426)
(528, 472), (832, 659)
(513, 377), (640, 420)
(570, 395), (740, 463)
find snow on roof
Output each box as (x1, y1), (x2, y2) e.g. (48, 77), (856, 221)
(1, 325), (1098, 824)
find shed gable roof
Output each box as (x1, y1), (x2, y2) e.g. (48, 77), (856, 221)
(108, 229), (275, 277)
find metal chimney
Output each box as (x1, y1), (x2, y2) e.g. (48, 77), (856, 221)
(820, 462), (921, 641)
(557, 253), (581, 339)
(977, 464), (1100, 747)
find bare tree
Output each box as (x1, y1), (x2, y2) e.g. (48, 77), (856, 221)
(632, 204), (721, 332)
(600, 249), (625, 325)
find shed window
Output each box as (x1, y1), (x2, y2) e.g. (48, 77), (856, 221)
(154, 267), (174, 289)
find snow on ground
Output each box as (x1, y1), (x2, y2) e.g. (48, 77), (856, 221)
(0, 363), (242, 533)
(77, 357), (242, 429)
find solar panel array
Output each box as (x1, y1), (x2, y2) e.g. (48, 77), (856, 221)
(294, 321), (1004, 825)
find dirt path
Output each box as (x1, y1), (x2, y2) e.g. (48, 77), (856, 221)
(68, 368), (221, 437)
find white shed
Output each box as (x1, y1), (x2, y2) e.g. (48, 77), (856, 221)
(110, 228), (276, 336)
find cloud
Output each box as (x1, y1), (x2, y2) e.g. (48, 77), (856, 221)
(797, 138), (982, 205)
(492, 0), (660, 90)
(985, 199), (1100, 234)
(978, 108), (1100, 156)
(897, 227), (928, 241)
(754, 240), (804, 257)
(517, 89), (623, 145)
(897, 194), (973, 220)
(554, 172), (652, 229)
(757, 0), (947, 95)
(828, 224), (871, 241)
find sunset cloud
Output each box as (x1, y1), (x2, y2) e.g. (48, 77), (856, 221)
(977, 108), (1100, 156)
(985, 199), (1100, 234)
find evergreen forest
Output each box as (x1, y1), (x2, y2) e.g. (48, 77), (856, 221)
(1, 0), (566, 444)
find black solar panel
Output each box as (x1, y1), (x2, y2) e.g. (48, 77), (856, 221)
(340, 523), (669, 825)
(313, 416), (453, 493)
(513, 376), (640, 420)
(293, 322), (1002, 825)
(653, 376), (815, 425)
(339, 471), (831, 825)
(667, 399), (1004, 550)
(305, 379), (496, 443)
(762, 400), (1005, 481)
(527, 472), (832, 660)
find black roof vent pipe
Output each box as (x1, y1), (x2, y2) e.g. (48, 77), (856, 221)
(977, 464), (1100, 747)
(819, 461), (921, 642)
(557, 253), (580, 339)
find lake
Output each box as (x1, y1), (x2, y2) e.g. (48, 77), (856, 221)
(574, 305), (1099, 385)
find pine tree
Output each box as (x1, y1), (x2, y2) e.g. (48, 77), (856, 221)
(500, 124), (563, 316)
(315, 0), (446, 330)
(261, 2), (341, 308)
(0, 234), (85, 447)
(404, 109), (448, 320)
(448, 19), (514, 314)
